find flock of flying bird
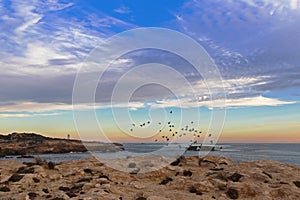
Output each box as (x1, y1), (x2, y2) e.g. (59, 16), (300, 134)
(129, 110), (213, 143)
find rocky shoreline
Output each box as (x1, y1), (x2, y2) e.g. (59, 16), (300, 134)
(0, 155), (299, 199)
(0, 133), (124, 157)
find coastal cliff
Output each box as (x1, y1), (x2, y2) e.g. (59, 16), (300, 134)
(0, 155), (299, 199)
(0, 133), (124, 157)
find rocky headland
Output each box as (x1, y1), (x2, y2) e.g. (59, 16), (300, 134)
(0, 133), (124, 157)
(0, 155), (299, 199)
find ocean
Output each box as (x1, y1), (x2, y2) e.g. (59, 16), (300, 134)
(1, 143), (300, 166)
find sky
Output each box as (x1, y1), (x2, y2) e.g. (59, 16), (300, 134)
(0, 0), (300, 143)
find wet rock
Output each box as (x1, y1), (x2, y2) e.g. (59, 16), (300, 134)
(77, 177), (92, 183)
(8, 174), (24, 182)
(294, 181), (300, 188)
(160, 177), (173, 185)
(66, 192), (77, 198)
(17, 166), (35, 174)
(228, 172), (243, 182)
(218, 183), (227, 191)
(58, 186), (70, 192)
(32, 177), (40, 183)
(279, 181), (288, 184)
(43, 188), (49, 193)
(70, 184), (83, 193)
(170, 158), (180, 166)
(128, 162), (137, 168)
(262, 171), (272, 179)
(183, 170), (193, 177)
(196, 191), (203, 195)
(83, 168), (92, 174)
(170, 156), (186, 166)
(48, 162), (55, 169)
(226, 188), (239, 199)
(210, 167), (224, 171)
(189, 186), (198, 193)
(28, 192), (37, 199)
(0, 186), (10, 192)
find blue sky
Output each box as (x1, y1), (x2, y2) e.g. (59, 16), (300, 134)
(0, 0), (299, 142)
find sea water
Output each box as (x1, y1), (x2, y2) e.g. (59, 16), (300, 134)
(1, 143), (300, 166)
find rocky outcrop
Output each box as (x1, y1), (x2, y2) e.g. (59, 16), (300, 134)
(0, 132), (123, 157)
(0, 156), (299, 199)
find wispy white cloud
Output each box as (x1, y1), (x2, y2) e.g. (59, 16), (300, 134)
(114, 6), (131, 14)
(13, 3), (42, 34)
(150, 96), (295, 109)
(0, 0), (135, 76)
(0, 101), (146, 114)
(0, 112), (60, 118)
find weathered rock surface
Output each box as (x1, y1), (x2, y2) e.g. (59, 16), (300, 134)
(0, 132), (124, 157)
(0, 156), (299, 199)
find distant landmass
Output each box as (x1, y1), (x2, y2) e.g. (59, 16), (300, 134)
(0, 132), (124, 157)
